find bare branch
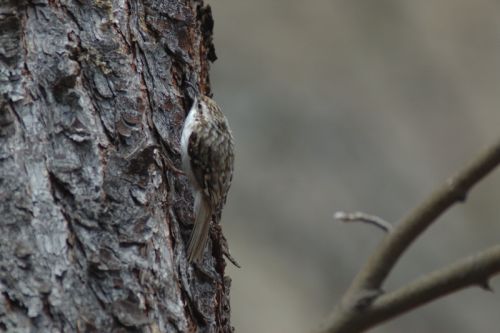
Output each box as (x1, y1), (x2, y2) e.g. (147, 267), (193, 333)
(319, 245), (500, 333)
(350, 138), (500, 293)
(334, 211), (393, 233)
(318, 138), (500, 333)
(368, 245), (500, 326)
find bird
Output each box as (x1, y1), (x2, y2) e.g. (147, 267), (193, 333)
(180, 94), (234, 263)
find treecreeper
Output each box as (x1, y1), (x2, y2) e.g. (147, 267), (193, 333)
(181, 95), (238, 266)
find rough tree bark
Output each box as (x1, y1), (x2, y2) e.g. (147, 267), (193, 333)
(0, 0), (232, 332)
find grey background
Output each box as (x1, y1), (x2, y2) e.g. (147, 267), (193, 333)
(208, 1), (500, 332)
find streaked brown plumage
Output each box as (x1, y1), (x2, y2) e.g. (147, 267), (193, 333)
(180, 95), (234, 263)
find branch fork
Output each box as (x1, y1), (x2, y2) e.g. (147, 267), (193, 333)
(319, 138), (500, 333)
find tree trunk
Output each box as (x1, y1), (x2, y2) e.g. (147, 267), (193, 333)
(0, 0), (232, 332)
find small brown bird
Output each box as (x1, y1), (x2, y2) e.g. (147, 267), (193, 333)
(180, 95), (234, 263)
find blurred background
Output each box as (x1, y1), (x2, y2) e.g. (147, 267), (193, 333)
(208, 1), (500, 332)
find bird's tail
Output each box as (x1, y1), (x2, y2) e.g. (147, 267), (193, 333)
(187, 192), (212, 263)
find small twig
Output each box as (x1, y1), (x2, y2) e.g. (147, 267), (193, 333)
(318, 138), (500, 333)
(334, 211), (393, 233)
(349, 138), (500, 294)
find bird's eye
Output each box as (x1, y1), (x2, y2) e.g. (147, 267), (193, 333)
(197, 102), (202, 109)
